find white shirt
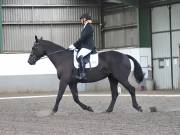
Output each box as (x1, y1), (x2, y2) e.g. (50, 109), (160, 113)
(83, 22), (88, 29)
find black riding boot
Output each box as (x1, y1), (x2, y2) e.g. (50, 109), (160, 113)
(76, 56), (87, 80)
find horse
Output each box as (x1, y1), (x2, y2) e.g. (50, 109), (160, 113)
(28, 36), (144, 114)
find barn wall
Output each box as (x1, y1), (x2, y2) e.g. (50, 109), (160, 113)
(151, 4), (180, 90)
(2, 0), (101, 52)
(103, 5), (139, 48)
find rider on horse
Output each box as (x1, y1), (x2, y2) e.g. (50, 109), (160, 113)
(69, 13), (96, 80)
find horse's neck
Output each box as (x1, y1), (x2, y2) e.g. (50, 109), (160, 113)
(45, 46), (65, 69)
(48, 54), (60, 69)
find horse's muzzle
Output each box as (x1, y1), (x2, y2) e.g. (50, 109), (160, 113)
(28, 59), (35, 65)
(28, 55), (38, 65)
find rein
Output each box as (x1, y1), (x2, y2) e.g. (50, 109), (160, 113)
(40, 49), (69, 59)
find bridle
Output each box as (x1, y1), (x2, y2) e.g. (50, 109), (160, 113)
(32, 42), (70, 60)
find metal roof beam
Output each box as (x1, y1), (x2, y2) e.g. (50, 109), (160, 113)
(139, 0), (180, 7)
(120, 0), (139, 7)
(103, 0), (122, 3)
(103, 0), (139, 6)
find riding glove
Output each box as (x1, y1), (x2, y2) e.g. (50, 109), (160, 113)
(68, 44), (76, 50)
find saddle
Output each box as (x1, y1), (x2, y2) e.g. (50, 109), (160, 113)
(73, 49), (99, 69)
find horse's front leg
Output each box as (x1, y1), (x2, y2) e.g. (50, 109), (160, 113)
(52, 80), (67, 114)
(69, 83), (93, 112)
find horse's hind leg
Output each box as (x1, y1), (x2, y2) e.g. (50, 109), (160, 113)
(106, 75), (119, 113)
(69, 83), (93, 112)
(122, 81), (142, 112)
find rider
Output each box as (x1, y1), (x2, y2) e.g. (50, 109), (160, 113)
(69, 13), (96, 79)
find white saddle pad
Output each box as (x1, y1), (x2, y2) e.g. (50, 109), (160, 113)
(73, 50), (99, 69)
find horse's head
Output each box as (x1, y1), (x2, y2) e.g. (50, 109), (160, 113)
(28, 35), (45, 65)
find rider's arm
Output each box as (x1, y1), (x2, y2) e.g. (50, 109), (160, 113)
(73, 24), (93, 48)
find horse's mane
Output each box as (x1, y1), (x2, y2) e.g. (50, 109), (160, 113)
(39, 40), (66, 50)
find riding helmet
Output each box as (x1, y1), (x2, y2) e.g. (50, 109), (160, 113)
(80, 13), (92, 20)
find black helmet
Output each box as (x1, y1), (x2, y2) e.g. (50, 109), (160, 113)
(80, 13), (92, 20)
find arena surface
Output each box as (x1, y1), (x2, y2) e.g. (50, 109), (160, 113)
(0, 92), (180, 135)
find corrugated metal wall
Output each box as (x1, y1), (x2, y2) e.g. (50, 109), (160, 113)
(103, 6), (138, 48)
(152, 32), (172, 89)
(2, 0), (101, 52)
(2, 0), (96, 5)
(151, 4), (180, 90)
(171, 3), (180, 89)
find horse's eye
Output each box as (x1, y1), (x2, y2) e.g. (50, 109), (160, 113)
(32, 47), (35, 51)
(32, 46), (38, 51)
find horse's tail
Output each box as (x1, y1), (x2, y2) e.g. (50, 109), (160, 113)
(127, 55), (144, 83)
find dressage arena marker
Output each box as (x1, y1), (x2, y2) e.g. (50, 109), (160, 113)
(0, 94), (180, 100)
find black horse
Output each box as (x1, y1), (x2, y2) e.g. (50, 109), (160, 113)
(28, 36), (144, 114)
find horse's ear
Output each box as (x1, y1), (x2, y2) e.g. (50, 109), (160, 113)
(35, 35), (38, 42)
(40, 37), (43, 40)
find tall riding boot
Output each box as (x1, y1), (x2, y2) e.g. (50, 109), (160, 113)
(76, 56), (87, 80)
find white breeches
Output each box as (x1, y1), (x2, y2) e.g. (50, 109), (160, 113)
(77, 48), (91, 58)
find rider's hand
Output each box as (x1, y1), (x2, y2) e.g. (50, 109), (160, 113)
(68, 44), (76, 50)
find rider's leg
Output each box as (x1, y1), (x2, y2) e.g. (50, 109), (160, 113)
(77, 48), (92, 58)
(76, 48), (91, 79)
(76, 55), (86, 79)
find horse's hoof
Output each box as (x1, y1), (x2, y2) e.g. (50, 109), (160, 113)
(138, 106), (143, 112)
(87, 106), (94, 112)
(137, 106), (143, 112)
(51, 109), (57, 115)
(52, 107), (58, 113)
(105, 109), (113, 113)
(134, 105), (143, 112)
